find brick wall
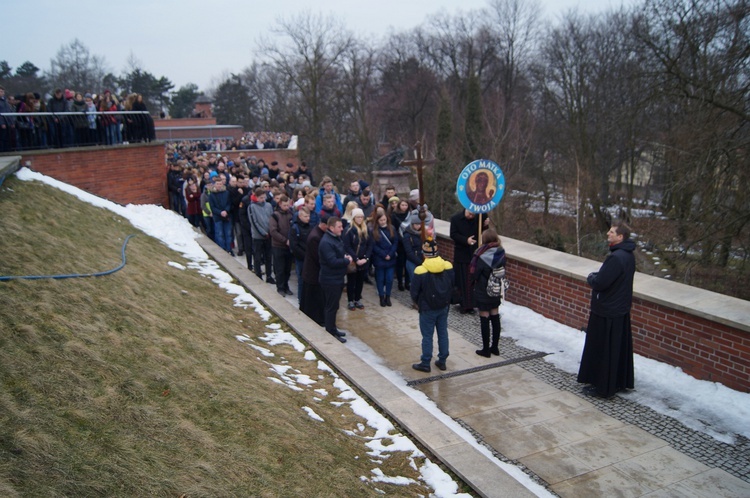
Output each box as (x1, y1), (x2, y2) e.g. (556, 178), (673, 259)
(435, 231), (750, 393)
(16, 143), (167, 207)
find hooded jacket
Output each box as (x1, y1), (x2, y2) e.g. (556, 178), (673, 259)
(401, 224), (423, 266)
(289, 219), (313, 261)
(470, 245), (507, 306)
(410, 256), (454, 312)
(208, 183), (231, 222)
(249, 196), (273, 240)
(587, 238), (636, 317)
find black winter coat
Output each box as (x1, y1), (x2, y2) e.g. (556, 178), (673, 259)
(401, 227), (423, 266)
(302, 226), (326, 284)
(470, 246), (507, 309)
(289, 220), (313, 261)
(449, 211), (485, 264)
(343, 226), (373, 268)
(318, 231), (349, 285)
(587, 239), (636, 317)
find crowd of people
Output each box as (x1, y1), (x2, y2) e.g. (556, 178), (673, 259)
(167, 143), (636, 394)
(0, 85), (155, 151)
(165, 144), (512, 369)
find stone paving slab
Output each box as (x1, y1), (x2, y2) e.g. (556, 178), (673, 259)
(200, 239), (536, 498)
(199, 235), (750, 497)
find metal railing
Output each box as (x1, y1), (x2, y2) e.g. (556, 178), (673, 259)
(0, 111), (155, 152)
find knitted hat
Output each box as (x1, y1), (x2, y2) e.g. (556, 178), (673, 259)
(422, 238), (438, 258)
(388, 196), (400, 204)
(352, 208), (364, 218)
(407, 208), (433, 226)
(409, 189), (419, 201)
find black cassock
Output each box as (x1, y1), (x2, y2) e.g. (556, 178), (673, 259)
(577, 312), (635, 397)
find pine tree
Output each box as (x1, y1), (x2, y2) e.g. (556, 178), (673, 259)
(463, 74), (483, 164)
(427, 94), (458, 220)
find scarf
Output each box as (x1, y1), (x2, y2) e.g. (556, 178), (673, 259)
(469, 242), (498, 275)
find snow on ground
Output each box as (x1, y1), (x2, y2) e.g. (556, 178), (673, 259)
(12, 167), (750, 494)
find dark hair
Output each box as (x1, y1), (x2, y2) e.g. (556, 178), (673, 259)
(482, 228), (500, 246)
(327, 216), (341, 228)
(614, 222), (631, 240)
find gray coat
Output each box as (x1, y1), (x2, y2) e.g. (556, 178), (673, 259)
(249, 200), (273, 240)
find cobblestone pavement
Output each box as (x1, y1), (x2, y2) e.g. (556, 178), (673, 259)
(391, 288), (750, 485)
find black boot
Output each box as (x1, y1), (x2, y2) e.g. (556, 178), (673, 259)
(380, 295), (386, 307)
(476, 316), (491, 357)
(385, 295), (392, 306)
(490, 314), (501, 355)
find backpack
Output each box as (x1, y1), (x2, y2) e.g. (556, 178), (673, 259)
(487, 266), (509, 299)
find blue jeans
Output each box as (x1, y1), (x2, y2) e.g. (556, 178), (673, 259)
(405, 260), (417, 284)
(203, 216), (215, 240)
(214, 218), (233, 252)
(419, 306), (450, 365)
(375, 265), (395, 297)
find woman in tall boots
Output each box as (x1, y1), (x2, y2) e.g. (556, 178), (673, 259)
(469, 229), (506, 357)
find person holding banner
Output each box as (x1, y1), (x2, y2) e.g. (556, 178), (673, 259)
(450, 209), (489, 314)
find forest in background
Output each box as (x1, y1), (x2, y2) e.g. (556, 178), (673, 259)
(2, 0), (748, 299)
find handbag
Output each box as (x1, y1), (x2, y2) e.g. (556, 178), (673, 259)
(346, 238), (360, 274)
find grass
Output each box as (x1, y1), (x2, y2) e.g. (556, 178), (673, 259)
(0, 177), (459, 497)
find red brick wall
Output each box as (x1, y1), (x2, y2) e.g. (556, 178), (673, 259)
(18, 143), (167, 207)
(436, 233), (750, 393)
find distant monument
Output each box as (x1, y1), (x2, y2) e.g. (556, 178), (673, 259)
(371, 143), (411, 201)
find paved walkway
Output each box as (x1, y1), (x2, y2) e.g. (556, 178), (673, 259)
(201, 239), (750, 497)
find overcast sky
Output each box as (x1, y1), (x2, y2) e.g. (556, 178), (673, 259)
(5, 0), (635, 92)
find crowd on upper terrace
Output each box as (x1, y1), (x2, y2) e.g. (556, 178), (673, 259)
(172, 133), (294, 153)
(0, 85), (155, 152)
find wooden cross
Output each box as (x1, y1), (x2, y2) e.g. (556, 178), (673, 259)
(400, 141), (435, 241)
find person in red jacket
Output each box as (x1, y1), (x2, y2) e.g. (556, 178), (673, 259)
(269, 195), (294, 296)
(184, 177), (202, 228)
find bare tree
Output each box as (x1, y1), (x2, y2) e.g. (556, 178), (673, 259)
(259, 11), (354, 172)
(47, 39), (108, 93)
(484, 0), (542, 182)
(633, 0), (750, 266)
(335, 41), (379, 167)
(375, 45), (440, 148)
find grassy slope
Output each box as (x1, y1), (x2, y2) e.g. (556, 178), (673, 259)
(0, 177), (440, 497)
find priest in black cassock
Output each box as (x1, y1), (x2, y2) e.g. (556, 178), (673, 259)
(577, 222), (636, 398)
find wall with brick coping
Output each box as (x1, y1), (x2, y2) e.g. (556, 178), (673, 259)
(10, 143), (167, 207)
(433, 219), (750, 393)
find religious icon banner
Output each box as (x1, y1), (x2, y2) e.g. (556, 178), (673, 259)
(456, 159), (506, 213)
